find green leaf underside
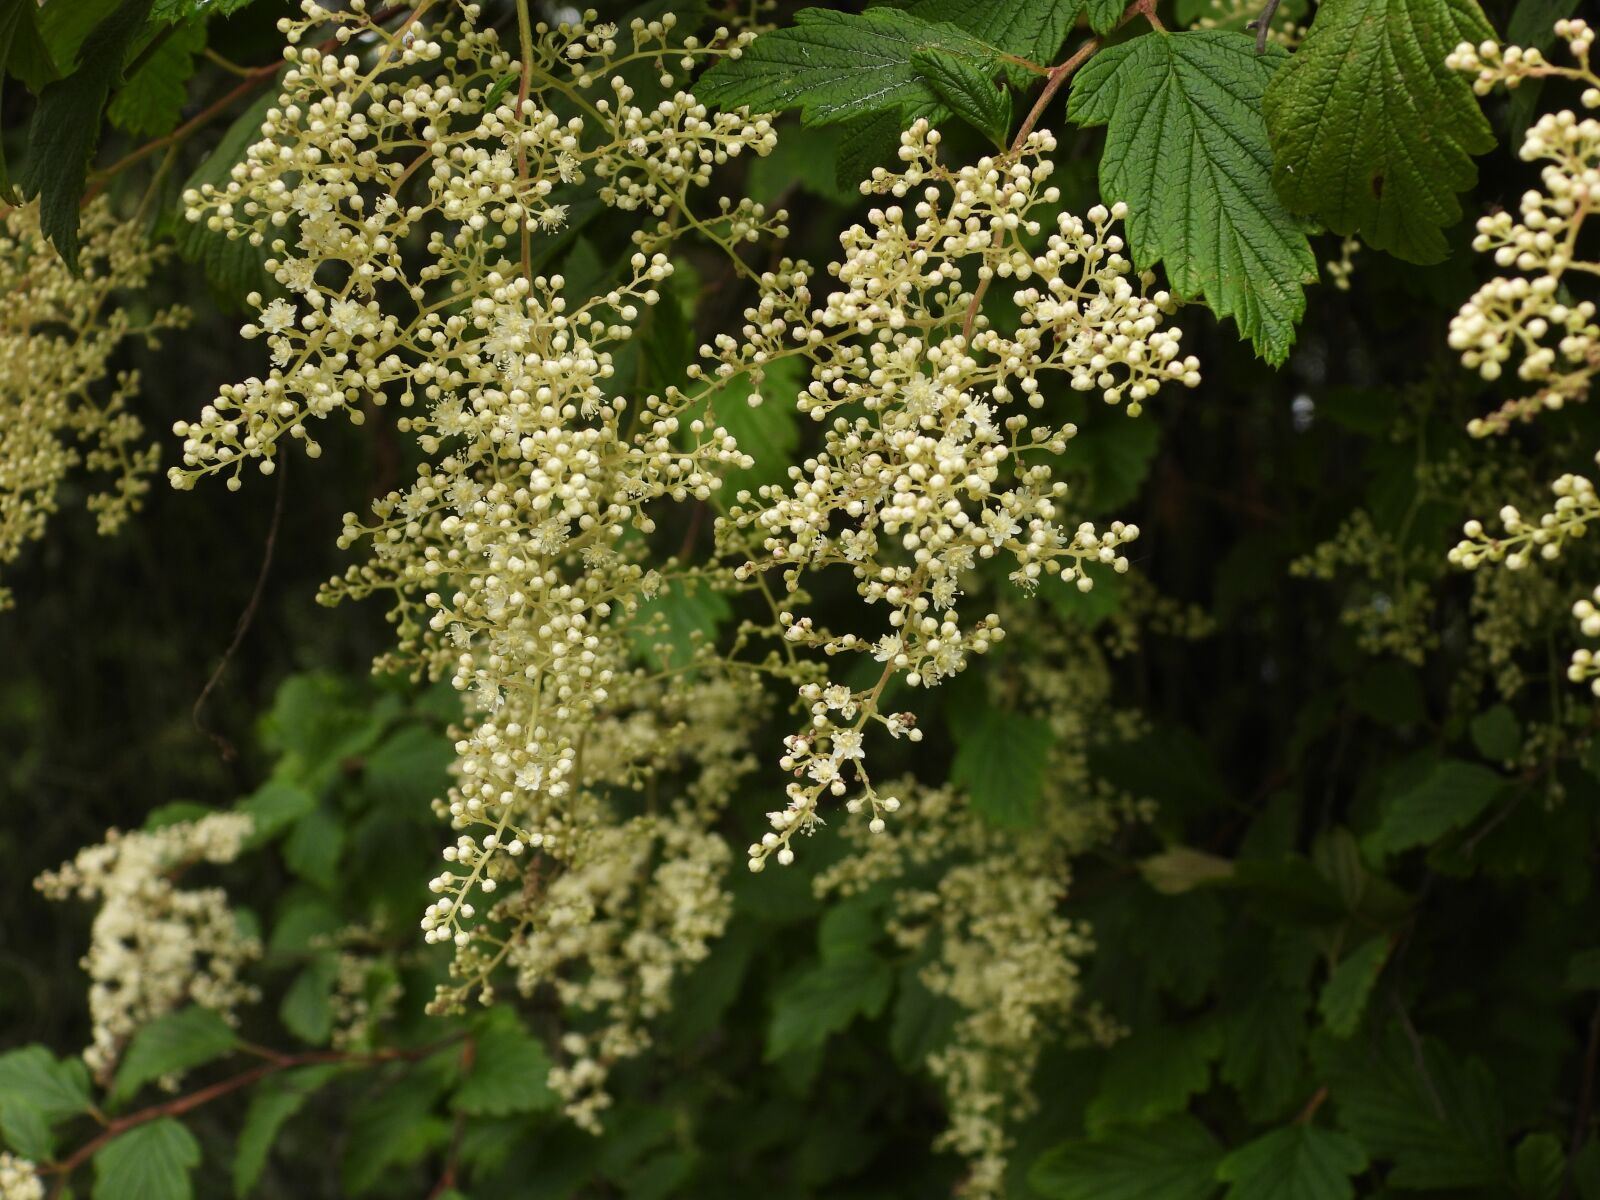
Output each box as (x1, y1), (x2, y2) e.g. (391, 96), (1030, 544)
(912, 48), (1012, 145)
(19, 0), (154, 270)
(1216, 1125), (1368, 1200)
(696, 8), (1000, 126)
(1262, 0), (1497, 264)
(1068, 30), (1317, 365)
(93, 1117), (201, 1200)
(1029, 1115), (1224, 1200)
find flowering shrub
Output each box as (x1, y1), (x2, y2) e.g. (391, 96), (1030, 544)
(5, 2), (1600, 1199)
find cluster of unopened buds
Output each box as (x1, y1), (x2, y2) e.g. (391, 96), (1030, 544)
(1569, 586), (1600, 694)
(1448, 19), (1600, 104)
(1445, 105), (1600, 434)
(1451, 463), (1600, 571)
(720, 121), (1188, 865)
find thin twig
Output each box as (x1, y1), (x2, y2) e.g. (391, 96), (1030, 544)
(1247, 0), (1284, 55)
(41, 1037), (462, 1193)
(192, 455), (287, 761)
(83, 4), (411, 201)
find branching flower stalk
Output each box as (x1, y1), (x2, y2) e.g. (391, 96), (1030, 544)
(1448, 19), (1600, 695)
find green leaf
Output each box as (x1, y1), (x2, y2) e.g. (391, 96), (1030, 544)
(1085, 0), (1132, 33)
(233, 1066), (337, 1198)
(107, 17), (204, 137)
(1087, 1021), (1223, 1133)
(888, 966), (959, 1068)
(342, 1075), (450, 1195)
(1216, 1126), (1368, 1200)
(690, 357), (805, 498)
(1029, 1116), (1225, 1200)
(1067, 30), (1317, 365)
(150, 0), (263, 19)
(834, 107), (906, 191)
(19, 0), (154, 270)
(238, 779), (316, 844)
(1262, 0), (1496, 264)
(112, 1007), (239, 1104)
(1221, 985), (1309, 1121)
(279, 955), (337, 1045)
(1365, 759), (1506, 856)
(454, 1014), (558, 1117)
(0, 1099), (52, 1161)
(1512, 1132), (1564, 1200)
(697, 8), (1000, 126)
(909, 0), (1082, 67)
(1067, 409), (1162, 512)
(34, 0), (120, 77)
(629, 577), (731, 670)
(911, 48), (1012, 145)
(362, 724), (452, 807)
(173, 87), (280, 308)
(1314, 1026), (1507, 1189)
(93, 1118), (202, 1200)
(5, 0), (60, 94)
(949, 703), (1055, 828)
(1470, 704), (1522, 763)
(767, 953), (893, 1061)
(0, 0), (46, 200)
(0, 1046), (92, 1121)
(1317, 938), (1389, 1037)
(283, 806), (345, 890)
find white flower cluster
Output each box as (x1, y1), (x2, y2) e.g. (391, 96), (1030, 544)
(1445, 104), (1600, 434)
(1450, 463), (1600, 572)
(1450, 20), (1600, 697)
(722, 121), (1197, 868)
(0, 1155), (41, 1200)
(0, 200), (187, 608)
(1570, 584), (1600, 693)
(173, 0), (774, 1031)
(1448, 19), (1600, 105)
(35, 814), (259, 1082)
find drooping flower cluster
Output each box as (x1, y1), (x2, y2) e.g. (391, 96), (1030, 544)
(720, 121), (1199, 868)
(35, 814), (259, 1083)
(1449, 20), (1600, 695)
(171, 0), (783, 1124)
(0, 199), (187, 608)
